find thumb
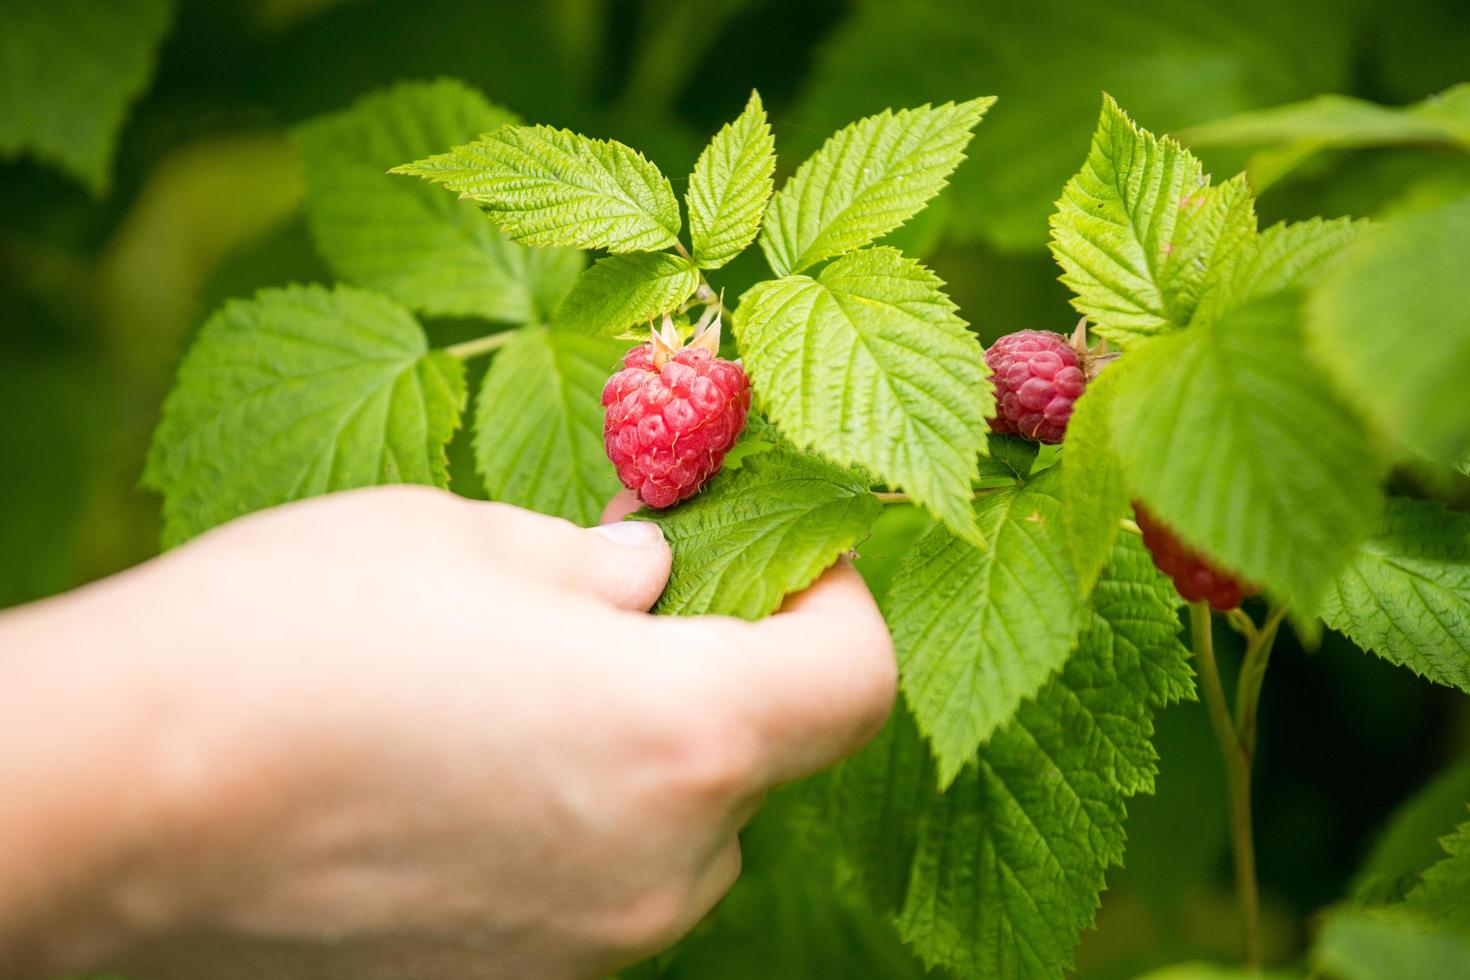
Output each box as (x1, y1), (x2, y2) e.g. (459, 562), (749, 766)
(478, 502), (672, 612)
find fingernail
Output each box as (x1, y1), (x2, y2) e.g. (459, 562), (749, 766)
(590, 520), (666, 547)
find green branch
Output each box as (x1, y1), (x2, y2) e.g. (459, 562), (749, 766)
(443, 330), (518, 360)
(1191, 601), (1283, 971)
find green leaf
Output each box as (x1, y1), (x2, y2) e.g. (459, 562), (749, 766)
(1131, 965), (1300, 980)
(1307, 196), (1470, 464)
(296, 79), (583, 323)
(796, 0), (1354, 252)
(1179, 85), (1470, 190)
(392, 124), (682, 253)
(0, 0), (174, 193)
(1404, 819), (1470, 929)
(554, 252), (699, 336)
(1112, 293), (1384, 613)
(983, 433), (1039, 482)
(1059, 362), (1130, 597)
(734, 247), (991, 545)
(688, 91), (776, 270)
(1320, 499), (1470, 693)
(815, 534), (1191, 978)
(1196, 216), (1365, 324)
(886, 469), (1082, 785)
(1313, 908), (1470, 980)
(759, 99), (993, 276)
(144, 285), (466, 546)
(1163, 174), (1258, 323)
(472, 325), (622, 525)
(1181, 85), (1470, 150)
(1050, 96), (1255, 347)
(640, 420), (881, 619)
(1352, 756), (1470, 905)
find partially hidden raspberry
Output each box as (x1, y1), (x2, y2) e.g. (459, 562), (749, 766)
(602, 315), (750, 508)
(984, 319), (1114, 444)
(985, 329), (1087, 443)
(1134, 502), (1258, 611)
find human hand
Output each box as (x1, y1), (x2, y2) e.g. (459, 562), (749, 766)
(0, 486), (895, 979)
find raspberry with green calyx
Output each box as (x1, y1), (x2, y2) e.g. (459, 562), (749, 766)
(602, 314), (751, 509)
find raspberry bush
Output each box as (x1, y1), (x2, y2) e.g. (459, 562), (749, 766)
(143, 78), (1470, 980)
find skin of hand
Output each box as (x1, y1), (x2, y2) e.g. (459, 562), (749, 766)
(0, 485), (896, 980)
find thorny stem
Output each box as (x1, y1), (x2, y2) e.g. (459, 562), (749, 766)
(444, 331), (517, 360)
(1190, 601), (1267, 972)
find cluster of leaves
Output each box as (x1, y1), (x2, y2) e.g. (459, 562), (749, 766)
(143, 73), (1470, 977)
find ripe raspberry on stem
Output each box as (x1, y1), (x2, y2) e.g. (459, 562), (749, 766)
(984, 318), (1114, 444)
(602, 313), (751, 509)
(1133, 502), (1258, 611)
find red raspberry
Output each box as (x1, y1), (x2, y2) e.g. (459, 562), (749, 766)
(1134, 503), (1258, 611)
(602, 317), (750, 509)
(984, 329), (1088, 444)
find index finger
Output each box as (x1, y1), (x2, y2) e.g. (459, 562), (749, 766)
(703, 561), (897, 786)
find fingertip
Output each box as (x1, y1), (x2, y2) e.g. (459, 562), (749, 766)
(777, 559), (871, 614)
(600, 490), (645, 525)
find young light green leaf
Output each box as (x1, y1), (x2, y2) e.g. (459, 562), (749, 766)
(1196, 216), (1365, 323)
(815, 534), (1192, 978)
(0, 0), (173, 193)
(1051, 96), (1253, 347)
(297, 79), (583, 323)
(734, 247), (991, 545)
(641, 420), (881, 619)
(1307, 196), (1470, 464)
(887, 469), (1082, 785)
(1320, 499), (1470, 694)
(1163, 174), (1257, 322)
(144, 285), (466, 546)
(554, 252), (699, 336)
(473, 325), (622, 525)
(688, 91), (776, 269)
(759, 99), (993, 276)
(1112, 293), (1384, 613)
(1060, 361), (1130, 597)
(392, 124), (682, 253)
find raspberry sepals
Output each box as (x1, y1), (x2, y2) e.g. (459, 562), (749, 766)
(602, 315), (751, 508)
(984, 318), (1112, 444)
(1133, 502), (1258, 611)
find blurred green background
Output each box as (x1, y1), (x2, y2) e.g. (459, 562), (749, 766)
(3, 0), (1468, 975)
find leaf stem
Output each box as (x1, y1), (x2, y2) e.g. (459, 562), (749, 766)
(673, 240), (694, 262)
(1190, 601), (1262, 971)
(873, 488), (1008, 505)
(444, 331), (517, 360)
(1234, 604), (1287, 759)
